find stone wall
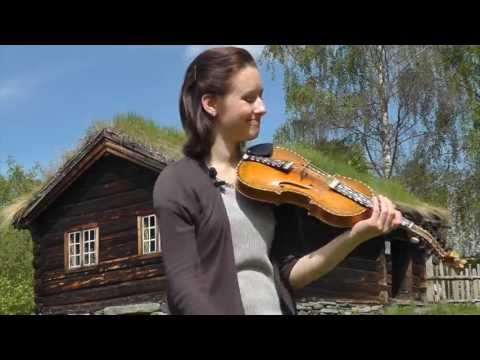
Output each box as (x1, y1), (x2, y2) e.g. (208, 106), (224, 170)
(64, 299), (386, 315)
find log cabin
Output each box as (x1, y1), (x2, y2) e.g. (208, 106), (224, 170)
(13, 128), (450, 314)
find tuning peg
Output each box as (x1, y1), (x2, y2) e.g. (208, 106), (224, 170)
(409, 237), (420, 244)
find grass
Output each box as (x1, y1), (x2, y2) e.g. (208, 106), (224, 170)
(383, 303), (480, 315)
(281, 142), (450, 222)
(282, 142), (431, 207)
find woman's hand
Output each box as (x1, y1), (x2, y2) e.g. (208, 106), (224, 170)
(349, 195), (402, 244)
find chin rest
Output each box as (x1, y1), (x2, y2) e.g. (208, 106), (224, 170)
(246, 143), (273, 157)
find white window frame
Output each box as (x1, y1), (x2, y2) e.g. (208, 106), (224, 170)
(138, 214), (161, 255)
(67, 227), (99, 270)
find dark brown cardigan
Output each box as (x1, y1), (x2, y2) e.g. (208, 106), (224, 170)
(153, 156), (303, 315)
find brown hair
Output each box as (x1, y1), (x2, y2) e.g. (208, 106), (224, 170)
(179, 46), (257, 160)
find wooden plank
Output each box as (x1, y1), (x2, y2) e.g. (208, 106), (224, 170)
(425, 256), (434, 302)
(452, 266), (459, 301)
(378, 252), (388, 304)
(439, 262), (446, 301)
(432, 264), (439, 302)
(465, 266), (471, 301)
(473, 268), (479, 300)
(137, 215), (142, 256)
(476, 268), (480, 301)
(427, 275), (480, 280)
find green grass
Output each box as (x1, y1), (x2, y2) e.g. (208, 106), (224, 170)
(83, 112), (186, 160)
(282, 142), (445, 209)
(383, 303), (480, 315)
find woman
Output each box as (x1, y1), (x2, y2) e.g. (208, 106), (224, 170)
(153, 46), (402, 315)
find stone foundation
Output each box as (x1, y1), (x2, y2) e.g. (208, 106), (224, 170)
(64, 299), (385, 315)
(58, 298), (427, 315)
(296, 297), (385, 315)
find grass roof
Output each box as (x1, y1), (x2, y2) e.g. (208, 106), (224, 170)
(1, 113), (450, 232)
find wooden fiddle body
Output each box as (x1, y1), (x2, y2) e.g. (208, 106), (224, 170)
(235, 144), (466, 269)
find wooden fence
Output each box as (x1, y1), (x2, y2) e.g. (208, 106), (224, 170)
(426, 257), (480, 303)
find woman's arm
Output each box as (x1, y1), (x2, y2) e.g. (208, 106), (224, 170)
(153, 168), (219, 314)
(289, 195), (402, 290)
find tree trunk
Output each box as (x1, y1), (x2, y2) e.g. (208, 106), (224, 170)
(378, 45), (393, 179)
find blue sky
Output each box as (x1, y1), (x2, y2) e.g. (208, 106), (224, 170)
(0, 45), (287, 176)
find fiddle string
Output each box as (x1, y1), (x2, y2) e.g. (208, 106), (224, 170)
(296, 162), (447, 257)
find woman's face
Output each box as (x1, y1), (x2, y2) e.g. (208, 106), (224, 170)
(214, 65), (267, 143)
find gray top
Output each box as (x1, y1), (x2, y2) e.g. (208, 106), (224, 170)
(220, 184), (282, 315)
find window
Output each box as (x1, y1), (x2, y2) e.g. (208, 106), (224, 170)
(67, 227), (98, 269)
(138, 214), (160, 255)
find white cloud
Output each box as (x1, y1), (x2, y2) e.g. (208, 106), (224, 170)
(185, 45), (266, 61)
(0, 86), (19, 99)
(0, 61), (84, 104)
(0, 77), (34, 102)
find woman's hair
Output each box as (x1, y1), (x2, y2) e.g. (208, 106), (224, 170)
(179, 46), (257, 160)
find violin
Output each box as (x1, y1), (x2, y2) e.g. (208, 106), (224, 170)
(235, 143), (466, 269)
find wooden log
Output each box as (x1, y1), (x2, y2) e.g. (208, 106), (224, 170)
(40, 201), (153, 239)
(38, 291), (166, 315)
(64, 178), (140, 203)
(37, 276), (167, 306)
(42, 254), (163, 283)
(339, 256), (379, 272)
(306, 276), (382, 299)
(316, 266), (380, 284)
(40, 263), (164, 296)
(298, 285), (382, 302)
(50, 188), (153, 219)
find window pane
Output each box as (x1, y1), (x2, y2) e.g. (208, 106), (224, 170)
(144, 217), (148, 228)
(75, 233), (81, 242)
(91, 253), (96, 264)
(90, 230), (95, 240)
(150, 228), (155, 239)
(144, 229), (149, 240)
(143, 242), (149, 254)
(84, 254), (89, 264)
(75, 255), (80, 266)
(150, 241), (156, 253)
(150, 216), (155, 227)
(76, 244), (80, 253)
(90, 242), (95, 252)
(84, 241), (89, 252)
